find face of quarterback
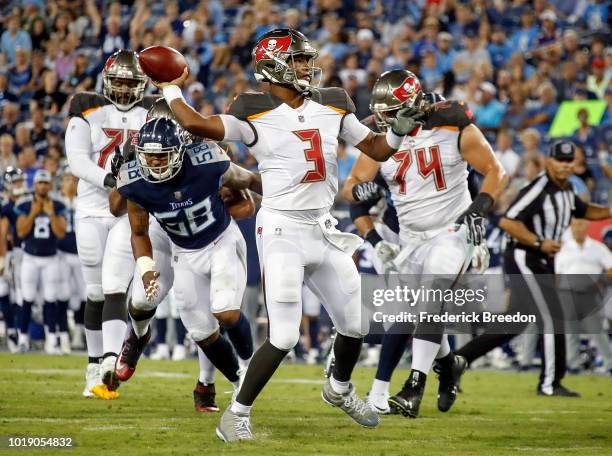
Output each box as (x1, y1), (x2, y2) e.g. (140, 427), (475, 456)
(290, 53), (313, 83)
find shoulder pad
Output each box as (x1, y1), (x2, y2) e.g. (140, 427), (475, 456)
(117, 161), (143, 189)
(139, 95), (161, 111)
(425, 100), (473, 131)
(68, 92), (107, 119)
(15, 195), (32, 207)
(310, 88), (356, 114)
(185, 142), (230, 166)
(227, 92), (283, 121)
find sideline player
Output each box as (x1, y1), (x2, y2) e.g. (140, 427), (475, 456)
(65, 50), (154, 399)
(155, 28), (426, 441)
(342, 70), (507, 418)
(15, 170), (67, 355)
(116, 117), (260, 401)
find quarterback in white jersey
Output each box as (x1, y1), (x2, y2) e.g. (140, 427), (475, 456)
(65, 50), (156, 400)
(343, 70), (508, 419)
(155, 28), (427, 442)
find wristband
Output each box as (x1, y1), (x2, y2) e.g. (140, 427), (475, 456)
(365, 229), (383, 247)
(136, 256), (156, 277)
(162, 85), (184, 104)
(469, 192), (494, 217)
(385, 128), (404, 149)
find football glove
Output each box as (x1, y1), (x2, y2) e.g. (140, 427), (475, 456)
(388, 106), (426, 136)
(103, 173), (117, 189)
(453, 193), (494, 246)
(110, 146), (124, 178)
(471, 244), (490, 273)
(375, 240), (401, 265)
(352, 181), (384, 202)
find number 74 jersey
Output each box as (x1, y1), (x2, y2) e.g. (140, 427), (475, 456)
(379, 100), (474, 232)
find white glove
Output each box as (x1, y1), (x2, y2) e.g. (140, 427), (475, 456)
(471, 244), (490, 274)
(375, 240), (401, 265)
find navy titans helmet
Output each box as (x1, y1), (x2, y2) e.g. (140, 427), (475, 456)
(135, 118), (185, 183)
(3, 166), (26, 197)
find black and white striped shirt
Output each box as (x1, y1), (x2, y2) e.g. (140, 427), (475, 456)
(504, 172), (588, 253)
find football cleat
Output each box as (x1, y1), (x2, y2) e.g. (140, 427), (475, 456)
(150, 343), (170, 360)
(321, 380), (380, 428)
(366, 390), (393, 415)
(171, 343), (187, 361)
(115, 327), (151, 382)
(216, 407), (253, 442)
(90, 384), (120, 400)
(194, 382), (219, 413)
(537, 385), (581, 397)
(17, 333), (29, 353)
(83, 363), (100, 398)
(101, 354), (120, 391)
(59, 332), (71, 355)
(388, 371), (426, 418)
(434, 354), (467, 412)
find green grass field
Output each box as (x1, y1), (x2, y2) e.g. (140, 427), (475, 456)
(0, 353), (611, 456)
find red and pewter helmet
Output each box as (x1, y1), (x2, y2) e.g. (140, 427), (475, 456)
(252, 28), (322, 92)
(369, 70), (423, 131)
(103, 50), (147, 111)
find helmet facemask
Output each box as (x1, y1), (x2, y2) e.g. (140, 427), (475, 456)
(370, 71), (424, 132)
(135, 142), (184, 183)
(103, 51), (147, 111)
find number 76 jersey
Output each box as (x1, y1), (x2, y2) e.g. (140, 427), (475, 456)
(379, 101), (474, 232)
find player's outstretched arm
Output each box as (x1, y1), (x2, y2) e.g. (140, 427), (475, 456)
(127, 200), (159, 302)
(152, 69), (225, 141)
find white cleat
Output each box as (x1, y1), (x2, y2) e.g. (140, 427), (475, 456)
(171, 344), (187, 361)
(44, 334), (61, 355)
(59, 332), (72, 355)
(17, 333), (29, 353)
(150, 343), (170, 360)
(366, 390), (392, 415)
(83, 363), (100, 398)
(216, 407), (253, 442)
(306, 348), (320, 365)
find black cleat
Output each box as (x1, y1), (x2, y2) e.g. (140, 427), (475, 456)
(388, 370), (426, 418)
(194, 381), (220, 412)
(115, 327), (151, 382)
(434, 354), (467, 412)
(537, 384), (581, 397)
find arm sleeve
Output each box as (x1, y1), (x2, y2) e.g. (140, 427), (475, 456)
(65, 116), (108, 189)
(572, 194), (588, 218)
(219, 114), (256, 145)
(339, 113), (372, 146)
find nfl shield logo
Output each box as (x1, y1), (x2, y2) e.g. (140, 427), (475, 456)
(324, 219), (332, 230)
(174, 191), (182, 200)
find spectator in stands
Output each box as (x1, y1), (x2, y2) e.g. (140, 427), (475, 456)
(0, 134), (17, 174)
(494, 129), (521, 178)
(33, 70), (66, 117)
(54, 34), (79, 83)
(355, 29), (374, 69)
(1, 15), (32, 65)
(587, 59), (610, 99)
(488, 25), (511, 70)
(102, 16), (125, 59)
(436, 32), (455, 75)
(15, 123), (32, 155)
(29, 104), (48, 158)
(555, 60), (579, 102)
(17, 146), (38, 186)
(60, 53), (93, 93)
(584, 0), (609, 31)
(519, 128), (543, 161)
(27, 17), (49, 52)
(572, 145), (595, 197)
(452, 27), (491, 84)
(8, 48), (32, 100)
(560, 29), (579, 61)
(510, 9), (538, 53)
(537, 10), (560, 46)
(524, 81), (559, 137)
(474, 82), (505, 134)
(0, 72), (18, 105)
(419, 46), (443, 92)
(0, 102), (20, 137)
(571, 108), (600, 162)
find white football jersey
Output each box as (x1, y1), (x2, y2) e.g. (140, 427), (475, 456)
(67, 93), (156, 218)
(379, 101), (473, 232)
(227, 88), (370, 213)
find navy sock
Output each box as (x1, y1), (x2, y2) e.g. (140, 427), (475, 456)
(174, 318), (187, 345)
(225, 313), (254, 360)
(43, 301), (57, 332)
(19, 301), (33, 334)
(376, 332), (411, 382)
(0, 294), (14, 330)
(308, 318), (320, 350)
(57, 301), (69, 332)
(155, 318), (167, 344)
(199, 334), (240, 383)
(74, 301), (85, 325)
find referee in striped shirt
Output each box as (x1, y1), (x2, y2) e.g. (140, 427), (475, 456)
(456, 140), (610, 396)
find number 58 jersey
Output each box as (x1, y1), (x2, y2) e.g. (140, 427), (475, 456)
(379, 101), (474, 232)
(67, 93), (157, 218)
(226, 88), (371, 213)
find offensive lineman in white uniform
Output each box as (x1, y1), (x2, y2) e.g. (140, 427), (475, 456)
(65, 50), (156, 400)
(154, 29), (427, 441)
(343, 70), (507, 418)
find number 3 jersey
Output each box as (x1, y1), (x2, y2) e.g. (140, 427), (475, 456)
(222, 88), (371, 213)
(66, 93), (157, 218)
(13, 196), (66, 256)
(117, 142), (231, 250)
(378, 101), (474, 232)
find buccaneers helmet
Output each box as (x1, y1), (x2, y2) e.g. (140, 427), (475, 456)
(252, 28), (321, 92)
(103, 50), (147, 111)
(135, 118), (185, 183)
(369, 70), (423, 131)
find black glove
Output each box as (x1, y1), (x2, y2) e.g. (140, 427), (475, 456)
(352, 182), (384, 202)
(388, 106), (426, 136)
(454, 193), (494, 246)
(103, 173), (117, 189)
(110, 146), (124, 178)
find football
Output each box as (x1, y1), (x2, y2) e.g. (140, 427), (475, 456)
(138, 45), (188, 83)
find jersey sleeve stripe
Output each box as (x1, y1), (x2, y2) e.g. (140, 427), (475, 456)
(82, 107), (101, 117)
(325, 105), (346, 115)
(505, 175), (548, 218)
(247, 110), (272, 121)
(435, 126), (459, 132)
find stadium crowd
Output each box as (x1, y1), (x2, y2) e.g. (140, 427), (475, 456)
(0, 0), (610, 371)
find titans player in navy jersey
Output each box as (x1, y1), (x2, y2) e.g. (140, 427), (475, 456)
(117, 118), (261, 390)
(15, 169), (66, 354)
